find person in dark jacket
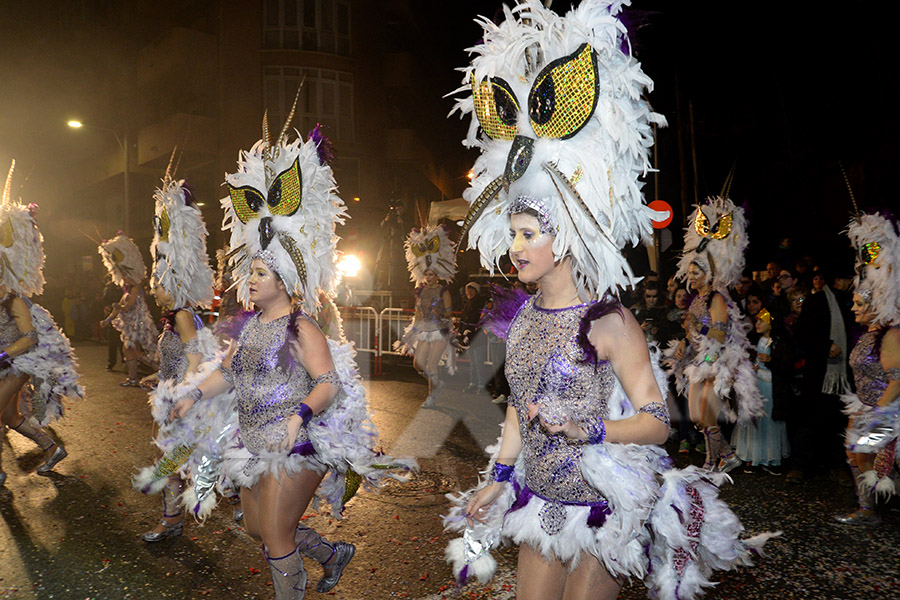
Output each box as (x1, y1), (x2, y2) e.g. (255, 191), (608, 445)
(459, 282), (488, 394)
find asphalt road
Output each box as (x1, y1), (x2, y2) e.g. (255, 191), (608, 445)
(1, 342), (898, 600)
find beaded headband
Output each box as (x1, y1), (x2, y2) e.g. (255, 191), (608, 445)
(509, 195), (558, 235)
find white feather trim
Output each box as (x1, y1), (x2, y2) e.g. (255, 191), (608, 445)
(677, 197), (749, 289)
(847, 213), (900, 327)
(404, 226), (457, 285)
(0, 175), (44, 296)
(99, 234), (146, 286)
(10, 302), (84, 426)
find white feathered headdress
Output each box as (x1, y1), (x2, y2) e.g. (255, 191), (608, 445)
(676, 196), (748, 289)
(454, 0), (665, 299)
(221, 109), (346, 314)
(99, 233), (147, 287)
(150, 155), (214, 309)
(0, 161), (45, 297)
(847, 212), (900, 327)
(404, 225), (457, 285)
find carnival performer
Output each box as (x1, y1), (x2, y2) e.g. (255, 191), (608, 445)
(170, 118), (413, 599)
(667, 196), (764, 473)
(395, 225), (456, 407)
(838, 211), (900, 523)
(131, 160), (239, 540)
(443, 3), (775, 599)
(0, 160), (82, 485)
(99, 233), (158, 387)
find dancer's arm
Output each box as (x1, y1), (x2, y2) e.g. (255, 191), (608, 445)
(170, 359), (232, 420)
(0, 297), (37, 358)
(706, 292), (728, 343)
(280, 317), (341, 450)
(175, 309), (202, 375)
(466, 405), (522, 525)
(878, 328), (900, 408)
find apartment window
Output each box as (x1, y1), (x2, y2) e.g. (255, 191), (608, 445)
(264, 0), (351, 56)
(264, 66), (354, 142)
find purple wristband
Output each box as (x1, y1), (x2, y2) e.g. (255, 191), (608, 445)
(587, 418), (606, 445)
(699, 325), (710, 336)
(297, 403), (313, 427)
(491, 462), (514, 483)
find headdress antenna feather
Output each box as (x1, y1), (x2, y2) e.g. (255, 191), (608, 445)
(839, 161), (860, 218)
(3, 160), (13, 205)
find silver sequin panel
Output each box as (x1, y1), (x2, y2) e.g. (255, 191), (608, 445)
(157, 329), (189, 382)
(850, 329), (898, 407)
(505, 297), (614, 504)
(231, 314), (314, 454)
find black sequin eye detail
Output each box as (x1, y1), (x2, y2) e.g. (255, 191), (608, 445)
(528, 44), (598, 140)
(472, 74), (520, 140)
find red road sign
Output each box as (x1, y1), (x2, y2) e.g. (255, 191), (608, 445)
(649, 200), (673, 229)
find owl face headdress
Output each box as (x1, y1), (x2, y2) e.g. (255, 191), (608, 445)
(150, 158), (214, 309)
(847, 212), (900, 326)
(0, 161), (45, 297)
(404, 225), (457, 286)
(455, 0), (666, 299)
(676, 196), (747, 289)
(221, 113), (346, 315)
(99, 233), (147, 287)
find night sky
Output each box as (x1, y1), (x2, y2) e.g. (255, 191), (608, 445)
(1, 1), (895, 282)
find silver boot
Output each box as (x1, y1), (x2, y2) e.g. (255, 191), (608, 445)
(36, 445), (68, 474)
(316, 542), (356, 593)
(266, 546), (307, 600)
(142, 477), (184, 542)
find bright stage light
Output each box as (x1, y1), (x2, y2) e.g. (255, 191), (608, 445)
(336, 254), (362, 278)
(67, 120), (84, 128)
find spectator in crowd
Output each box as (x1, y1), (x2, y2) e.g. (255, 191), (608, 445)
(633, 282), (667, 345)
(667, 285), (702, 455)
(787, 271), (852, 484)
(732, 308), (791, 474)
(760, 261), (782, 292)
(731, 269), (754, 316)
(459, 282), (488, 395)
(773, 268), (800, 321)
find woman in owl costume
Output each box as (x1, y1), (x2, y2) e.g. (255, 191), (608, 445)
(667, 196), (764, 473)
(838, 211), (900, 523)
(170, 119), (414, 599)
(443, 3), (775, 599)
(131, 162), (241, 540)
(396, 224), (457, 407)
(0, 161), (82, 485)
(99, 233), (158, 386)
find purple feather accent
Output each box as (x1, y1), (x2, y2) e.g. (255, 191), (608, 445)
(458, 564), (469, 586)
(212, 310), (255, 341)
(308, 124), (335, 166)
(587, 502), (611, 528)
(576, 295), (623, 365)
(480, 285), (530, 340)
(181, 180), (196, 207)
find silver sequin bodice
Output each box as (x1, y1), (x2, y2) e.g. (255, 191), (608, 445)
(850, 329), (900, 407)
(506, 297), (615, 504)
(415, 286), (445, 332)
(231, 314), (314, 454)
(0, 304), (21, 349)
(157, 329), (188, 382)
(685, 293), (713, 352)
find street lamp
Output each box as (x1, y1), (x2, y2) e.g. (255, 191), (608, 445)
(67, 119), (131, 234)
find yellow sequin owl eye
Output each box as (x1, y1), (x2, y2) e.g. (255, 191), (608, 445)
(153, 209), (170, 242)
(862, 241), (881, 265)
(694, 210), (733, 240)
(528, 44), (598, 140)
(426, 235), (440, 253)
(472, 74), (519, 141)
(411, 243), (427, 257)
(227, 184), (266, 224)
(268, 157), (303, 218)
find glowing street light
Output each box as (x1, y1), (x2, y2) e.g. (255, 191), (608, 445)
(67, 118), (131, 233)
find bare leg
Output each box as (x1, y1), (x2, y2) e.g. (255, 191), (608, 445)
(563, 552), (622, 600)
(517, 543), (568, 600)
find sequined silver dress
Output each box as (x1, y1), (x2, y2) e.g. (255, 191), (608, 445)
(506, 298), (614, 511)
(112, 287), (158, 354)
(0, 297), (38, 378)
(850, 329), (900, 408)
(222, 313), (323, 487)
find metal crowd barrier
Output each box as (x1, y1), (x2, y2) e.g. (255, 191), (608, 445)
(337, 305), (501, 377)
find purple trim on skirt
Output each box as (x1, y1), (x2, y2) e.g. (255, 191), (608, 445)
(289, 440), (316, 456)
(508, 479), (611, 528)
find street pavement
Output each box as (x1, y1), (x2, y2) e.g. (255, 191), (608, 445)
(1, 342), (898, 599)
